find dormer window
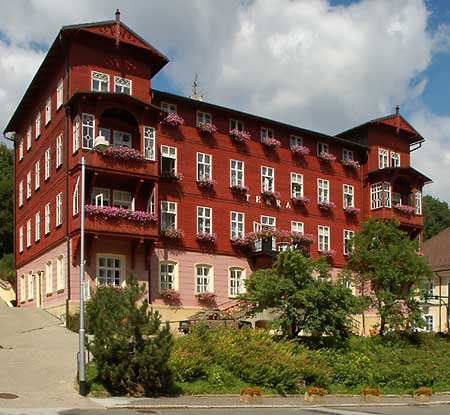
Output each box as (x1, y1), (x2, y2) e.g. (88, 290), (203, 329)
(114, 76), (132, 95)
(92, 71), (109, 92)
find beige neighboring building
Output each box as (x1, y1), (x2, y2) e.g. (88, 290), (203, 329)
(423, 227), (450, 333)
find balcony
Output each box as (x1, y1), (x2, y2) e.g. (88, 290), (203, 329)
(370, 206), (423, 228)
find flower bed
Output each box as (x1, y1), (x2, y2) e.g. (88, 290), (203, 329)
(318, 151), (336, 162)
(160, 171), (183, 182)
(196, 291), (216, 303)
(101, 146), (145, 162)
(197, 177), (217, 189)
(394, 203), (415, 215)
(262, 190), (280, 199)
(229, 129), (251, 143)
(321, 249), (336, 257)
(291, 196), (310, 206)
(197, 122), (217, 134)
(342, 159), (360, 168)
(196, 232), (217, 243)
(318, 200), (336, 211)
(84, 205), (157, 224)
(262, 137), (281, 148)
(160, 228), (184, 239)
(162, 113), (184, 127)
(230, 184), (249, 193)
(344, 206), (360, 215)
(160, 288), (181, 304)
(291, 144), (310, 156)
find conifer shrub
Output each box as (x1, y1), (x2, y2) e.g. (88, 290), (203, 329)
(86, 277), (173, 396)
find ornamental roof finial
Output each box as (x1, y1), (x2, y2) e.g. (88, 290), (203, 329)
(190, 73), (203, 101)
(395, 104), (400, 115)
(115, 9), (121, 48)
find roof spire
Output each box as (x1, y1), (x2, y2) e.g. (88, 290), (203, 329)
(395, 104), (400, 115)
(190, 73), (203, 101)
(115, 9), (121, 48)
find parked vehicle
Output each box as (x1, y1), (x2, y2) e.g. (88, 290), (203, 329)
(178, 309), (252, 333)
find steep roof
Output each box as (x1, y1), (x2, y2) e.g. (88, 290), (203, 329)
(424, 227), (450, 272)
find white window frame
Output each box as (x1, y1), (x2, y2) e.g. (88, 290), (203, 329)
(196, 111), (212, 126)
(97, 254), (124, 286)
(113, 190), (132, 209)
(72, 116), (80, 153)
(423, 314), (434, 332)
(160, 145), (177, 174)
(343, 229), (355, 255)
(26, 219), (31, 248)
(161, 201), (177, 230)
(73, 177), (80, 216)
(343, 148), (354, 161)
(379, 148), (389, 169)
(114, 76), (132, 94)
(229, 119), (244, 131)
(112, 130), (132, 148)
(20, 274), (25, 302)
(19, 181), (23, 207)
(35, 112), (41, 139)
(391, 151), (400, 167)
(35, 212), (40, 242)
(384, 182), (391, 208)
(143, 126), (155, 160)
(82, 113), (95, 149)
(415, 190), (422, 215)
(317, 178), (329, 203)
(35, 161), (40, 190)
(291, 172), (303, 198)
(159, 260), (178, 291)
(197, 206), (212, 234)
(370, 182), (383, 210)
(91, 71), (110, 92)
(45, 203), (50, 234)
(56, 78), (63, 109)
(19, 226), (23, 253)
(45, 96), (51, 125)
(260, 127), (274, 143)
(195, 264), (213, 294)
(161, 102), (177, 114)
(290, 135), (303, 148)
(45, 147), (51, 180)
(56, 255), (65, 290)
(56, 192), (62, 227)
(318, 225), (330, 252)
(19, 139), (23, 161)
(147, 188), (155, 214)
(230, 211), (245, 239)
(291, 221), (304, 234)
(261, 166), (275, 192)
(343, 184), (354, 208)
(27, 126), (32, 151)
(91, 187), (110, 207)
(28, 272), (34, 300)
(317, 142), (329, 156)
(229, 267), (245, 297)
(230, 159), (244, 187)
(45, 261), (53, 294)
(26, 172), (31, 199)
(197, 152), (212, 181)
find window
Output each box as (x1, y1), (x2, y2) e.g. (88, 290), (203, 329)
(197, 152), (212, 181)
(230, 159), (244, 187)
(343, 184), (354, 208)
(91, 187), (110, 207)
(18, 181), (23, 207)
(98, 128), (110, 141)
(378, 148), (389, 169)
(424, 280), (434, 297)
(72, 116), (80, 153)
(35, 161), (40, 190)
(35, 112), (41, 139)
(56, 78), (63, 109)
(423, 315), (434, 332)
(318, 178), (329, 202)
(97, 255), (123, 286)
(384, 182), (391, 208)
(161, 102), (177, 114)
(45, 261), (53, 294)
(19, 226), (23, 253)
(114, 76), (132, 94)
(230, 211), (245, 239)
(113, 190), (132, 209)
(82, 113), (95, 149)
(147, 188), (155, 214)
(26, 219), (31, 248)
(45, 96), (51, 125)
(45, 203), (50, 234)
(416, 191), (422, 215)
(161, 145), (177, 174)
(261, 166), (274, 192)
(260, 127), (274, 143)
(370, 183), (383, 209)
(343, 149), (354, 161)
(35, 212), (40, 241)
(317, 142), (329, 155)
(91, 71), (109, 92)
(113, 130), (132, 148)
(73, 177), (79, 215)
(229, 119), (243, 131)
(291, 221), (304, 234)
(161, 201), (177, 229)
(344, 230), (355, 255)
(196, 264), (212, 293)
(143, 126), (155, 160)
(260, 216), (276, 251)
(391, 152), (400, 167)
(19, 139), (23, 161)
(26, 172), (31, 199)
(290, 135), (303, 148)
(20, 274), (25, 302)
(27, 126), (32, 151)
(28, 272), (34, 300)
(229, 267), (245, 296)
(56, 193), (62, 227)
(56, 135), (62, 168)
(197, 206), (212, 234)
(291, 173), (303, 198)
(196, 111), (211, 126)
(45, 147), (51, 179)
(56, 255), (65, 290)
(159, 261), (176, 291)
(318, 225), (330, 252)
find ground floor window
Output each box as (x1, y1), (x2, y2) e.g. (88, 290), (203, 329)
(196, 264), (212, 293)
(97, 255), (123, 286)
(229, 267), (245, 297)
(160, 261), (177, 291)
(423, 315), (434, 332)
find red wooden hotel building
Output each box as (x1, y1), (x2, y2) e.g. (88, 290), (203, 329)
(6, 14), (431, 326)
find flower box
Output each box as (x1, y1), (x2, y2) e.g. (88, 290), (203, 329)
(162, 113), (184, 127)
(240, 387), (262, 403)
(197, 122), (217, 134)
(160, 171), (183, 182)
(394, 203), (415, 215)
(160, 288), (181, 304)
(196, 232), (217, 243)
(262, 190), (280, 199)
(342, 159), (360, 168)
(196, 291), (216, 304)
(197, 177), (217, 189)
(230, 236), (250, 248)
(292, 196), (310, 206)
(291, 232), (315, 244)
(318, 151), (336, 162)
(291, 145), (310, 156)
(318, 200), (336, 211)
(230, 184), (249, 193)
(229, 129), (251, 143)
(262, 137), (281, 148)
(160, 228), (184, 239)
(84, 205), (157, 224)
(344, 206), (360, 215)
(321, 249), (336, 257)
(101, 146), (145, 162)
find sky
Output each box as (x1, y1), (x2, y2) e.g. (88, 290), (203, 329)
(1, 0), (450, 203)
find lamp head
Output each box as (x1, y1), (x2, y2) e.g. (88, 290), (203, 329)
(93, 136), (110, 153)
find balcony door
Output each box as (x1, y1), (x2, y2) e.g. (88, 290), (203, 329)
(113, 131), (132, 148)
(253, 222), (262, 252)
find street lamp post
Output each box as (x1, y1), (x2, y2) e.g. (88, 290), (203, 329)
(79, 136), (109, 396)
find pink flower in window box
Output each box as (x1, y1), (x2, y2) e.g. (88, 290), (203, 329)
(101, 146), (145, 162)
(196, 232), (217, 243)
(342, 159), (360, 168)
(394, 203), (415, 215)
(196, 291), (216, 304)
(344, 206), (360, 215)
(231, 236), (250, 247)
(229, 129), (251, 143)
(318, 200), (336, 211)
(321, 249), (336, 257)
(277, 229), (293, 242)
(160, 170), (183, 182)
(197, 122), (217, 134)
(291, 145), (310, 156)
(84, 205), (157, 224)
(230, 184), (249, 193)
(160, 288), (181, 304)
(263, 137), (281, 148)
(160, 228), (184, 239)
(291, 196), (310, 206)
(318, 151), (336, 162)
(162, 113), (184, 127)
(254, 227), (278, 239)
(262, 189), (280, 199)
(291, 232), (315, 244)
(197, 177), (217, 189)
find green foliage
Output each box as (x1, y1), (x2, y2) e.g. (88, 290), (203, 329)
(423, 195), (450, 240)
(86, 277), (173, 396)
(345, 218), (433, 336)
(0, 144), (13, 257)
(0, 253), (15, 287)
(241, 250), (358, 339)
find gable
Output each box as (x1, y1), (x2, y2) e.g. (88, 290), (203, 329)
(375, 114), (417, 136)
(83, 23), (151, 50)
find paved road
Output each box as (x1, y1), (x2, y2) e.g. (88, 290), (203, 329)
(0, 300), (97, 409)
